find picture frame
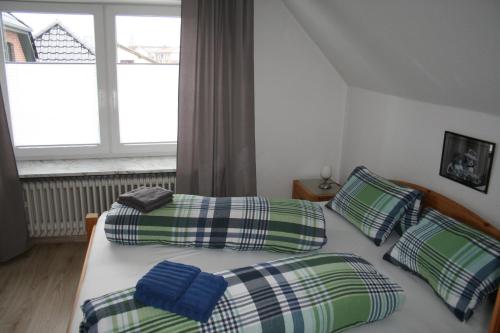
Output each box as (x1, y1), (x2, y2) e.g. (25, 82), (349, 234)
(439, 131), (496, 193)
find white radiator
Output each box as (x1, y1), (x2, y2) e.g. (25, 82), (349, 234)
(21, 172), (176, 237)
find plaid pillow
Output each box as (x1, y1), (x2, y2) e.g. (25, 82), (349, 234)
(326, 166), (422, 245)
(384, 208), (500, 321)
(396, 190), (423, 234)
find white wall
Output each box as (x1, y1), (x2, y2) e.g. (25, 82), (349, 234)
(254, 0), (499, 226)
(340, 87), (500, 226)
(282, 0), (500, 116)
(254, 0), (347, 198)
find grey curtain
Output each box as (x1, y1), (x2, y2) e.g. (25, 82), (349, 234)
(176, 0), (256, 197)
(0, 85), (29, 262)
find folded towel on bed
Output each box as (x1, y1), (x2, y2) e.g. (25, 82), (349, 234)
(117, 186), (173, 213)
(134, 261), (227, 323)
(173, 272), (228, 322)
(134, 261), (200, 309)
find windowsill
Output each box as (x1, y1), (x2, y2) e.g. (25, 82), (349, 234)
(17, 156), (176, 179)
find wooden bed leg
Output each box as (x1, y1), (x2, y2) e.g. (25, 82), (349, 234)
(85, 213), (99, 243)
(489, 290), (500, 333)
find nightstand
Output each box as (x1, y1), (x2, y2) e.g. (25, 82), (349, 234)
(292, 179), (341, 202)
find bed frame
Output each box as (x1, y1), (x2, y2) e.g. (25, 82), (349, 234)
(68, 182), (500, 333)
(394, 181), (500, 240)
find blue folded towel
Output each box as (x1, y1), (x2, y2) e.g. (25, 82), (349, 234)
(173, 272), (228, 322)
(134, 260), (228, 323)
(134, 261), (200, 310)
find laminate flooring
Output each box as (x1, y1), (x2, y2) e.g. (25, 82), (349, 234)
(0, 243), (86, 333)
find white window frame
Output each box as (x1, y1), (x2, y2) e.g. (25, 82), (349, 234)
(104, 4), (180, 156)
(0, 1), (180, 161)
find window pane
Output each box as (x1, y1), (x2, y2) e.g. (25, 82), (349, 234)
(115, 16), (180, 144)
(1, 12), (100, 146)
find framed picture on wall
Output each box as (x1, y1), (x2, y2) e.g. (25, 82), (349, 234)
(439, 131), (496, 193)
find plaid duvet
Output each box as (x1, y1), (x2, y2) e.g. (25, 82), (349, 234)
(105, 195), (326, 253)
(80, 253), (405, 333)
(326, 166), (421, 245)
(384, 208), (500, 321)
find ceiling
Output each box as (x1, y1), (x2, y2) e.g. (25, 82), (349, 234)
(282, 0), (500, 115)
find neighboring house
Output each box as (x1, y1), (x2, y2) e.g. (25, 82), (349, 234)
(2, 12), (37, 62)
(117, 44), (157, 64)
(116, 45), (179, 65)
(34, 22), (95, 63)
(116, 44), (179, 65)
(3, 15), (178, 65)
(129, 45), (179, 64)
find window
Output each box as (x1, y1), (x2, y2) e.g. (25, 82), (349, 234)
(115, 15), (180, 144)
(3, 12), (100, 147)
(0, 2), (180, 160)
(6, 42), (13, 61)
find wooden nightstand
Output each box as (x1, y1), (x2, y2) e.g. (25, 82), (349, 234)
(292, 179), (341, 202)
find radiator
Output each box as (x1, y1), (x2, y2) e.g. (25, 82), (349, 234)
(21, 172), (176, 238)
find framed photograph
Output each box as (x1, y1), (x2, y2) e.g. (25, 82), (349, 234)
(439, 131), (496, 193)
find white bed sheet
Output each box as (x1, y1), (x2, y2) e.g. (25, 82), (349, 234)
(70, 204), (493, 333)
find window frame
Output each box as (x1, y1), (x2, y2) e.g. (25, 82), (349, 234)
(0, 1), (180, 161)
(6, 42), (14, 61)
(104, 5), (180, 156)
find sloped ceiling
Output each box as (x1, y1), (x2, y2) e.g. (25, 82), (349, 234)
(282, 0), (500, 115)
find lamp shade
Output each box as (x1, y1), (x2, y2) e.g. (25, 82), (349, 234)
(320, 165), (332, 180)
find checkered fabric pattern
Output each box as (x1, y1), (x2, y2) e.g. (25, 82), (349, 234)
(80, 253), (405, 333)
(397, 191), (423, 235)
(326, 166), (422, 245)
(384, 208), (500, 321)
(105, 195), (327, 253)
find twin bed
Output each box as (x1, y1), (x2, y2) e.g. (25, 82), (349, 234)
(68, 181), (500, 333)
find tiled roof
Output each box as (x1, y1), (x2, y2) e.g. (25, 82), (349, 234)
(34, 23), (95, 63)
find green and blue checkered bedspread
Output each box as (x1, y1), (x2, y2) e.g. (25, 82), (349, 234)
(80, 253), (405, 333)
(105, 195), (327, 253)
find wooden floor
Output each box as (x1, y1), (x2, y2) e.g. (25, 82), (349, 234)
(0, 242), (87, 333)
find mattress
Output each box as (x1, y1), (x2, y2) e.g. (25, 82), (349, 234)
(69, 204), (493, 332)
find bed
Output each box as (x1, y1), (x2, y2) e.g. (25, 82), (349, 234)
(68, 181), (500, 333)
